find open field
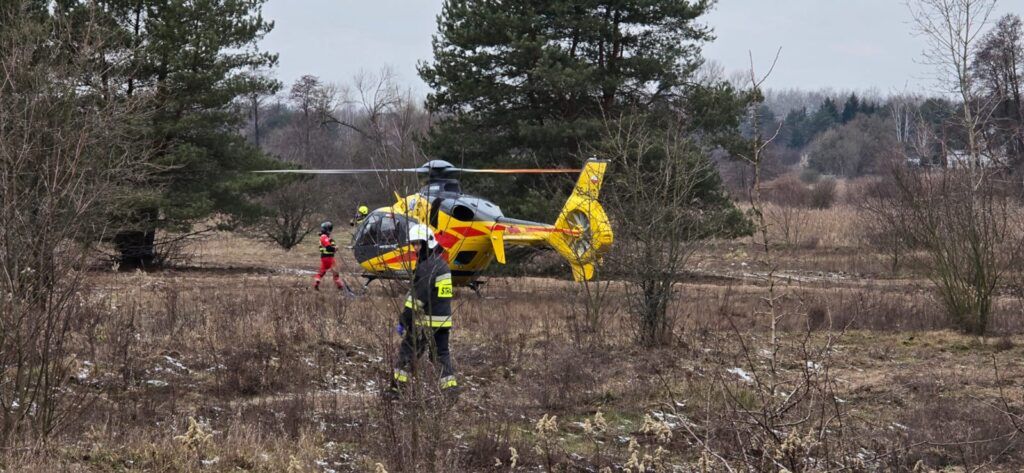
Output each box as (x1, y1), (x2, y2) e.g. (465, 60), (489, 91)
(5, 209), (1024, 472)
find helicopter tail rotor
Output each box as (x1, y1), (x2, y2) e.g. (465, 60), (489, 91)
(547, 159), (614, 281)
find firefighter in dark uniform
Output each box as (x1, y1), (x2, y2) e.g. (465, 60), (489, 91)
(388, 223), (457, 396)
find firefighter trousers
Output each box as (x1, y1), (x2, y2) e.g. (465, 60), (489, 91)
(393, 326), (456, 390)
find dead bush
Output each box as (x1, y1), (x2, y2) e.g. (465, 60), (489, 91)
(763, 173), (837, 209)
(0, 10), (152, 445)
(807, 177), (836, 209)
(806, 305), (828, 330)
(887, 168), (1024, 335)
(219, 341), (290, 396)
(896, 397), (1022, 468)
(818, 289), (946, 332)
(763, 173), (813, 207)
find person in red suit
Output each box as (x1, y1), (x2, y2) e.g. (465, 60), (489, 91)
(314, 221), (347, 292)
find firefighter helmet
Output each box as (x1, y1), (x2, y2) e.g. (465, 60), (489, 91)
(321, 221), (333, 233)
(407, 223), (438, 249)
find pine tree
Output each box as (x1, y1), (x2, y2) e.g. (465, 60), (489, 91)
(419, 0), (748, 224)
(783, 107), (810, 148)
(841, 93), (860, 123)
(811, 97), (840, 135)
(60, 0), (282, 267)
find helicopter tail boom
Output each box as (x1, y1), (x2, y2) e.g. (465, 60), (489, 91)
(547, 159), (613, 281)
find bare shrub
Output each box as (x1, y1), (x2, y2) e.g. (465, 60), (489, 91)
(887, 167), (1023, 335)
(763, 173), (836, 209)
(524, 342), (599, 411)
(765, 204), (811, 246)
(859, 175), (911, 274)
(807, 177), (836, 209)
(251, 180), (318, 250)
(763, 173), (813, 207)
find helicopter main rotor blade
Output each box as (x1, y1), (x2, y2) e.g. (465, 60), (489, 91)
(455, 168), (582, 174)
(252, 168), (424, 174)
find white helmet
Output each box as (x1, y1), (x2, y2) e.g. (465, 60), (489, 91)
(407, 223), (438, 249)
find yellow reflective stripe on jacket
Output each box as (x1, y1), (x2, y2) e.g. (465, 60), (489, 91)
(393, 369), (410, 383)
(415, 315), (452, 328)
(435, 273), (453, 299)
(404, 296), (424, 310)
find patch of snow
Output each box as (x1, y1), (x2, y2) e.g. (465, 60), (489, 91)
(76, 365), (91, 381)
(163, 356), (187, 372)
(145, 379), (168, 388)
(727, 367), (754, 383)
(652, 411), (684, 429)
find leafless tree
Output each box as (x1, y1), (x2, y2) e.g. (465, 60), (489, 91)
(330, 68), (431, 195)
(600, 114), (729, 347)
(894, 0), (1024, 335)
(737, 50), (785, 346)
(908, 0), (999, 171)
(972, 14), (1024, 168)
(0, 8), (150, 445)
(285, 74), (341, 167)
(243, 70), (278, 150)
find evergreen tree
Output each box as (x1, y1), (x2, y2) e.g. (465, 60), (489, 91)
(59, 0), (282, 267)
(859, 100), (878, 115)
(811, 97), (840, 135)
(783, 107), (810, 148)
(419, 0), (749, 225)
(841, 93), (860, 123)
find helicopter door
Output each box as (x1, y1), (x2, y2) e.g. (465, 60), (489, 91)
(429, 198), (443, 228)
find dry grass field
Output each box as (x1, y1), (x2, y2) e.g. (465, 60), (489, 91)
(5, 207), (1024, 472)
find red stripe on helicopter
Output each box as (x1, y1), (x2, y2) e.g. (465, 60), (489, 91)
(435, 231), (460, 249)
(383, 251), (417, 265)
(451, 226), (487, 238)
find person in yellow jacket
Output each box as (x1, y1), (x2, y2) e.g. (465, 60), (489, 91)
(349, 204), (369, 226)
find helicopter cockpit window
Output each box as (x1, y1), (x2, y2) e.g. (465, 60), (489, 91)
(452, 204), (475, 221)
(378, 214), (403, 245)
(352, 213), (382, 247)
(353, 212), (411, 247)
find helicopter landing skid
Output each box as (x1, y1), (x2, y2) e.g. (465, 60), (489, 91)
(361, 274), (378, 290)
(467, 280), (485, 298)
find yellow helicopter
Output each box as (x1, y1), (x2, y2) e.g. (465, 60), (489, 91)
(257, 159), (613, 288)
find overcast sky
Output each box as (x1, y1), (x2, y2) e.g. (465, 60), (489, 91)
(258, 0), (1020, 99)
